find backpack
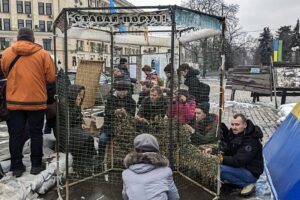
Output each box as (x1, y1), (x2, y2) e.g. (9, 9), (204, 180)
(0, 78), (9, 122)
(0, 55), (21, 122)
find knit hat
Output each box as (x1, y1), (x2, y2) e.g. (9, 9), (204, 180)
(178, 63), (190, 71)
(113, 81), (131, 91)
(120, 57), (127, 64)
(164, 63), (173, 72)
(196, 102), (210, 115)
(17, 27), (34, 42)
(134, 133), (159, 152)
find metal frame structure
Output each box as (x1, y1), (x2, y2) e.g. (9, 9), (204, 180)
(53, 5), (225, 200)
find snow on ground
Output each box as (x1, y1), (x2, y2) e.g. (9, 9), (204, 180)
(277, 103), (297, 123)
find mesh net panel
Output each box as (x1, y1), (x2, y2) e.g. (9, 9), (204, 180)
(55, 34), (221, 200)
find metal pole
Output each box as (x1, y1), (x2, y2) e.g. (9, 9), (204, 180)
(63, 10), (70, 200)
(110, 33), (114, 83)
(168, 5), (176, 169)
(217, 17), (226, 198)
(270, 56), (278, 109)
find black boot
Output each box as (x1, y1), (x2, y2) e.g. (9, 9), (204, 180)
(30, 164), (46, 175)
(12, 165), (26, 178)
(98, 141), (107, 162)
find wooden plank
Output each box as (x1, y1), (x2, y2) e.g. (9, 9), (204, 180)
(231, 83), (271, 90)
(231, 85), (271, 94)
(231, 75), (271, 82)
(75, 60), (103, 109)
(231, 80), (271, 88)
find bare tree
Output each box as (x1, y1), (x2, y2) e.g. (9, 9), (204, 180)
(181, 0), (250, 69)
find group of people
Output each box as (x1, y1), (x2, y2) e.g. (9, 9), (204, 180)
(0, 27), (264, 198)
(98, 57), (219, 162)
(122, 113), (264, 199)
(100, 58), (264, 197)
(122, 112), (264, 198)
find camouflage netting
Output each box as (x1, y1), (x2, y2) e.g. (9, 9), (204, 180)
(110, 117), (219, 191)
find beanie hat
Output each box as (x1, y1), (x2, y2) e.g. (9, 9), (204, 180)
(178, 63), (190, 71)
(113, 81), (131, 91)
(120, 57), (127, 64)
(196, 102), (210, 115)
(17, 27), (34, 42)
(134, 133), (159, 152)
(164, 63), (173, 72)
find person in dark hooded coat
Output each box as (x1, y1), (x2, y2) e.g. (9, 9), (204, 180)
(184, 102), (218, 146)
(218, 113), (264, 196)
(178, 63), (210, 104)
(98, 81), (136, 161)
(65, 84), (96, 174)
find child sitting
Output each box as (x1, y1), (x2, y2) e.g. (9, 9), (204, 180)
(167, 89), (196, 124)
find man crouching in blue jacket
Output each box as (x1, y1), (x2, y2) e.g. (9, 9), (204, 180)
(218, 113), (264, 196)
(122, 133), (180, 200)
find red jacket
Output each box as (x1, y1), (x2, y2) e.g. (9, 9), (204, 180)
(167, 98), (196, 124)
(1, 41), (55, 110)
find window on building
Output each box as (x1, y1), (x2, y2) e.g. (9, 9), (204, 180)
(18, 19), (24, 29)
(3, 19), (10, 30)
(97, 43), (103, 53)
(104, 44), (108, 54)
(39, 20), (45, 32)
(25, 1), (31, 14)
(3, 0), (9, 13)
(0, 19), (2, 30)
(25, 20), (32, 29)
(90, 42), (96, 52)
(43, 39), (51, 51)
(0, 38), (10, 50)
(76, 40), (84, 51)
(38, 2), (44, 15)
(17, 1), (23, 13)
(47, 21), (52, 32)
(46, 3), (52, 15)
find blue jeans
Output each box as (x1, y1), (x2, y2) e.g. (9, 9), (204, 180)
(98, 132), (109, 160)
(221, 165), (257, 187)
(99, 132), (109, 143)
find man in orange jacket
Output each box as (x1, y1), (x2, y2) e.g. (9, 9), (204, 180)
(1, 28), (55, 177)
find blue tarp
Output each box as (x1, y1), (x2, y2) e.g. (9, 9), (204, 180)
(263, 102), (300, 200)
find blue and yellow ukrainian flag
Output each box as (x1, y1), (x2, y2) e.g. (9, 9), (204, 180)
(264, 102), (300, 200)
(273, 40), (282, 62)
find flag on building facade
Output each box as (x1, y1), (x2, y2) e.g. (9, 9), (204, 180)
(109, 0), (127, 32)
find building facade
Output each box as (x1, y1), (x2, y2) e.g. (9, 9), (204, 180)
(0, 0), (143, 70)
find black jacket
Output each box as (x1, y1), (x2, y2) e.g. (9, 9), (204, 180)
(221, 120), (264, 178)
(137, 96), (167, 121)
(184, 69), (210, 103)
(117, 64), (137, 84)
(102, 93), (136, 135)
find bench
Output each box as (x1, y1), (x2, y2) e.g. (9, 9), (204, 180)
(251, 87), (300, 104)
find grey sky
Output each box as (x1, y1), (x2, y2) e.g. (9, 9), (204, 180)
(128, 0), (300, 37)
(226, 0), (300, 37)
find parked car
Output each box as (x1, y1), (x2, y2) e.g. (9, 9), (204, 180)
(67, 71), (111, 105)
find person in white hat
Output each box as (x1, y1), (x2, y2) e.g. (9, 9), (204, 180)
(122, 133), (179, 200)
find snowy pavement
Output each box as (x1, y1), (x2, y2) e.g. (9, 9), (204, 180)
(0, 78), (299, 199)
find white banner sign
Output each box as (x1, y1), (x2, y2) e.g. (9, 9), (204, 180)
(68, 10), (171, 28)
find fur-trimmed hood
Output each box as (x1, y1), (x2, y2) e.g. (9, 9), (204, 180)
(124, 152), (169, 174)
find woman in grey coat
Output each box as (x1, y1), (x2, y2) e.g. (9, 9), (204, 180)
(122, 133), (180, 200)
